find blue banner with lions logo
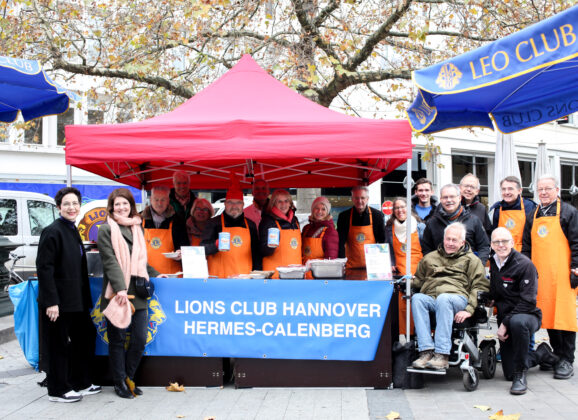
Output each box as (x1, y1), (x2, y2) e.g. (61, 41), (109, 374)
(89, 277), (393, 361)
(406, 5), (578, 134)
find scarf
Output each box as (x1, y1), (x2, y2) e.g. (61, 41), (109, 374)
(102, 214), (148, 328)
(186, 217), (204, 240)
(393, 216), (418, 243)
(440, 205), (463, 221)
(271, 206), (294, 223)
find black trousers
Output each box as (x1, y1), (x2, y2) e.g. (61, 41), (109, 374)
(107, 308), (148, 383)
(548, 329), (576, 363)
(500, 313), (541, 379)
(43, 310), (96, 396)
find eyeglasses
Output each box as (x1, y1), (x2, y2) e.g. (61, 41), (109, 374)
(393, 206), (406, 211)
(461, 184), (478, 190)
(441, 195), (458, 200)
(491, 240), (511, 246)
(61, 202), (80, 208)
(537, 187), (556, 193)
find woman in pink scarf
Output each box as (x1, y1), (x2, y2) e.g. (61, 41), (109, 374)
(97, 188), (166, 399)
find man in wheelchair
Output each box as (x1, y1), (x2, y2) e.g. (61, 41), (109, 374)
(489, 227), (559, 395)
(412, 222), (489, 370)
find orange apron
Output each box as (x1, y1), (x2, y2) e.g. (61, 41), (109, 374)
(393, 227), (422, 335)
(346, 209), (375, 269)
(302, 227), (327, 264)
(207, 215), (253, 278)
(498, 199), (526, 251)
(263, 220), (302, 276)
(531, 200), (578, 332)
(144, 220), (182, 275)
(189, 235), (201, 246)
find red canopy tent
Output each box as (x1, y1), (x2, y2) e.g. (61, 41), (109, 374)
(65, 55), (412, 189)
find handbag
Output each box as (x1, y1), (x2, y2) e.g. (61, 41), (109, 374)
(132, 275), (155, 299)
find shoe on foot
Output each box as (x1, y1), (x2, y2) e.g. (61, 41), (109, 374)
(77, 384), (102, 396)
(48, 390), (83, 403)
(412, 350), (434, 369)
(554, 359), (574, 379)
(510, 371), (527, 395)
(426, 353), (449, 370)
(535, 342), (559, 367)
(114, 380), (135, 399)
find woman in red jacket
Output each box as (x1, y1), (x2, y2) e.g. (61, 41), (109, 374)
(301, 196), (338, 264)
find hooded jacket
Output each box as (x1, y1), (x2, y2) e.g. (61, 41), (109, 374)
(413, 242), (489, 315)
(411, 194), (439, 222)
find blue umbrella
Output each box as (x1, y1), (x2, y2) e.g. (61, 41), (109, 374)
(406, 5), (578, 134)
(0, 56), (77, 123)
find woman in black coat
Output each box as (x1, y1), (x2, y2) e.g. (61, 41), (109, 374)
(36, 187), (101, 403)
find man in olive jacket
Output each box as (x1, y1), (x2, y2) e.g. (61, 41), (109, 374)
(411, 222), (489, 370)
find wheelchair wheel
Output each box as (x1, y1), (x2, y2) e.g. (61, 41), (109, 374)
(480, 345), (497, 379)
(463, 370), (479, 391)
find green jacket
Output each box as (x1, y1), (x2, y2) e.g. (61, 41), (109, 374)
(97, 223), (159, 311)
(413, 243), (489, 314)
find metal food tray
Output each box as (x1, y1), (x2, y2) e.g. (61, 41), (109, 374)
(277, 265), (306, 279)
(308, 259), (346, 279)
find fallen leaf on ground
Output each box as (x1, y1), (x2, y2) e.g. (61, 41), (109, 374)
(474, 405), (491, 411)
(0, 355), (4, 359)
(176, 416), (185, 418)
(203, 417), (216, 420)
(484, 335), (496, 339)
(489, 409), (521, 420)
(386, 411), (401, 420)
(166, 382), (185, 392)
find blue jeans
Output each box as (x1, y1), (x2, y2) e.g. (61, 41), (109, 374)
(412, 293), (467, 354)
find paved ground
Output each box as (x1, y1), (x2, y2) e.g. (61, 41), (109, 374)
(1, 317), (577, 420)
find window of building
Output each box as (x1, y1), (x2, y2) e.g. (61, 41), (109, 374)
(88, 109), (105, 125)
(0, 125), (9, 143)
(517, 160), (534, 199)
(561, 163), (578, 209)
(452, 154), (489, 205)
(380, 151), (427, 201)
(24, 119), (43, 144)
(57, 108), (75, 146)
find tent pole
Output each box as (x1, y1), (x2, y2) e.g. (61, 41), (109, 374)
(141, 186), (147, 210)
(405, 158), (412, 343)
(66, 165), (72, 187)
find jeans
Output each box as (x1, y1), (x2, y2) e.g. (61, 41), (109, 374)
(412, 293), (467, 354)
(107, 308), (148, 383)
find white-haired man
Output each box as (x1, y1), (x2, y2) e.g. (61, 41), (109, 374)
(412, 222), (489, 370)
(522, 174), (578, 380)
(169, 171), (197, 221)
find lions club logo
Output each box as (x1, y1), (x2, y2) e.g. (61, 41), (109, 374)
(436, 63), (462, 90)
(232, 235), (243, 247)
(91, 293), (167, 348)
(304, 246), (311, 256)
(356, 233), (366, 243)
(537, 226), (549, 238)
(290, 238), (299, 249)
(77, 206), (107, 242)
(505, 218), (516, 230)
(150, 237), (162, 249)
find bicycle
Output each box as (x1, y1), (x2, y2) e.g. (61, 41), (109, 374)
(2, 252), (26, 292)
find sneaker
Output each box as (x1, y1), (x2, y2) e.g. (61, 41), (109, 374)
(48, 390), (83, 403)
(77, 384), (102, 396)
(412, 350), (434, 369)
(426, 353), (449, 370)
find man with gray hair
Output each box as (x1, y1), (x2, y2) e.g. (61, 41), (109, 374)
(459, 173), (492, 236)
(522, 174), (578, 379)
(421, 183), (490, 264)
(411, 222), (488, 370)
(337, 186), (385, 270)
(169, 170), (197, 221)
(142, 186), (189, 275)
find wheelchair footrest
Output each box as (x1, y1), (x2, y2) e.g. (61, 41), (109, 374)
(406, 367), (447, 375)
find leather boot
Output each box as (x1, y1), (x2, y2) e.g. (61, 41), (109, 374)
(510, 371), (527, 395)
(114, 380), (134, 399)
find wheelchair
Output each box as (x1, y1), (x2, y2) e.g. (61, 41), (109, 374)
(402, 286), (497, 391)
